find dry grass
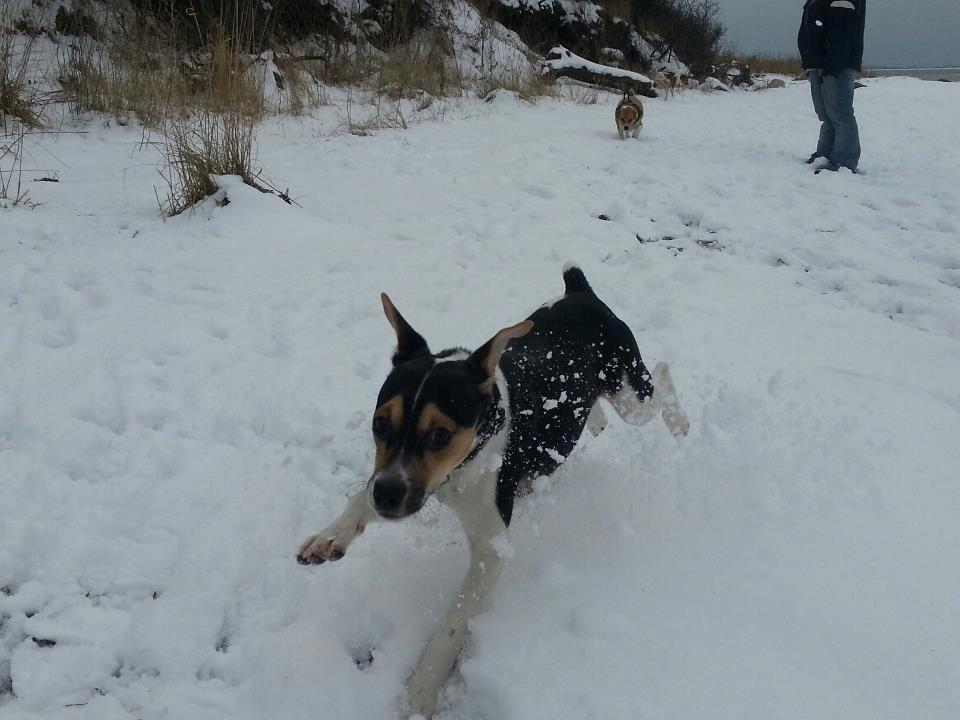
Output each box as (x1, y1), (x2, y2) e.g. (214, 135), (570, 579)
(59, 52), (175, 126)
(1, 10), (46, 127)
(156, 18), (273, 214)
(306, 42), (379, 88)
(477, 64), (556, 102)
(339, 94), (409, 136)
(273, 54), (327, 114)
(59, 20), (267, 126)
(738, 53), (805, 79)
(561, 84), (600, 104)
(158, 108), (257, 215)
(199, 29), (264, 117)
(378, 29), (461, 98)
(1, 4), (50, 206)
(305, 29), (465, 102)
(0, 122), (35, 207)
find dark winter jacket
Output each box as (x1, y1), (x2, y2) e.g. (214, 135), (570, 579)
(798, 0), (866, 71)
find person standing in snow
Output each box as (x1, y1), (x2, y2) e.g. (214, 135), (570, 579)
(798, 0), (867, 173)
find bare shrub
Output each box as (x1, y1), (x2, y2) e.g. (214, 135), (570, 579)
(340, 96), (409, 136)
(157, 22), (283, 216)
(1, 9), (46, 127)
(158, 109), (256, 215)
(1, 124), (27, 206)
(272, 54), (327, 113)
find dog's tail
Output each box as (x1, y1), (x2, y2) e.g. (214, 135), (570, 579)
(562, 262), (593, 295)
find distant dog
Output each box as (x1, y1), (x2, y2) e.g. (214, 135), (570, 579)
(659, 70), (680, 99)
(297, 265), (689, 717)
(615, 93), (644, 139)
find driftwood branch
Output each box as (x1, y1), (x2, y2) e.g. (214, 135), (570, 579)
(544, 66), (658, 97)
(279, 54), (327, 63)
(543, 46), (658, 98)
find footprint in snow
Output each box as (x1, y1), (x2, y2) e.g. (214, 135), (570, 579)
(521, 184), (556, 200)
(351, 645), (376, 671)
(39, 321), (77, 350)
(203, 319), (231, 340)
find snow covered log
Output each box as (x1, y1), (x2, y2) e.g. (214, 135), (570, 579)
(542, 46), (657, 98)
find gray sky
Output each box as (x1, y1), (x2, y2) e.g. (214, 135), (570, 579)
(717, 0), (960, 68)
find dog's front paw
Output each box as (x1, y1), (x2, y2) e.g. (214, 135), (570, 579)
(297, 521), (365, 565)
(296, 534), (346, 565)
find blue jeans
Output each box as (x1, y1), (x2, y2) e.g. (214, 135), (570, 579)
(808, 68), (861, 171)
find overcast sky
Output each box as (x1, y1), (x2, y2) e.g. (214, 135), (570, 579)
(717, 0), (960, 68)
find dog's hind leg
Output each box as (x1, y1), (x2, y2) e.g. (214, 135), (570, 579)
(586, 401), (609, 437)
(406, 473), (507, 717)
(609, 362), (689, 438)
(650, 362), (690, 437)
(296, 489), (377, 565)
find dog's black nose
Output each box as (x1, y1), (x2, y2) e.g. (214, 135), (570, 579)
(372, 476), (407, 514)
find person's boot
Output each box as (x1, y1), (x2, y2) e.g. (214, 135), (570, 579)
(813, 157), (840, 174)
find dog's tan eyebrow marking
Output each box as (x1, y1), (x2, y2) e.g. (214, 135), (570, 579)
(373, 394), (404, 473)
(376, 395), (404, 427)
(416, 402), (459, 434)
(410, 403), (477, 490)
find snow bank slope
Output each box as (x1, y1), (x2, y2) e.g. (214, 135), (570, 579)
(2, 77), (960, 720)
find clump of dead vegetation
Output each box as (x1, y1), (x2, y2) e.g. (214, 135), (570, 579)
(1, 2), (49, 128)
(1, 2), (55, 207)
(738, 53), (805, 80)
(157, 108), (257, 214)
(152, 11), (272, 214)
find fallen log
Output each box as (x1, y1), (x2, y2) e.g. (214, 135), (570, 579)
(542, 46), (658, 98)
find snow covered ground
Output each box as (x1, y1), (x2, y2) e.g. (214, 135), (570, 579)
(2, 77), (960, 720)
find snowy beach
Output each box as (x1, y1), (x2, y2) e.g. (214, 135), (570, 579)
(2, 75), (960, 719)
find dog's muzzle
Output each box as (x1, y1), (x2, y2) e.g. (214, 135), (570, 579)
(371, 472), (406, 515)
(370, 470), (426, 519)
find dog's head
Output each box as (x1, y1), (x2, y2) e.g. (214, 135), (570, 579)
(366, 294), (532, 520)
(616, 99), (642, 128)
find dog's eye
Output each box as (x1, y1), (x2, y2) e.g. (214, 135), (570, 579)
(372, 416), (391, 439)
(425, 427), (452, 451)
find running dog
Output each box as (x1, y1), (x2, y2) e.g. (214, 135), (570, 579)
(297, 265), (689, 717)
(615, 93), (644, 139)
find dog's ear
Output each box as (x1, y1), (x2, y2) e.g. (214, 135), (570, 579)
(469, 320), (533, 392)
(381, 293), (429, 366)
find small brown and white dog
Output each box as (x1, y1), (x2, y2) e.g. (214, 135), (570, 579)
(615, 93), (644, 139)
(659, 70), (680, 99)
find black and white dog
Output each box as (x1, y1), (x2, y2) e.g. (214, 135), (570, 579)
(297, 265), (689, 717)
